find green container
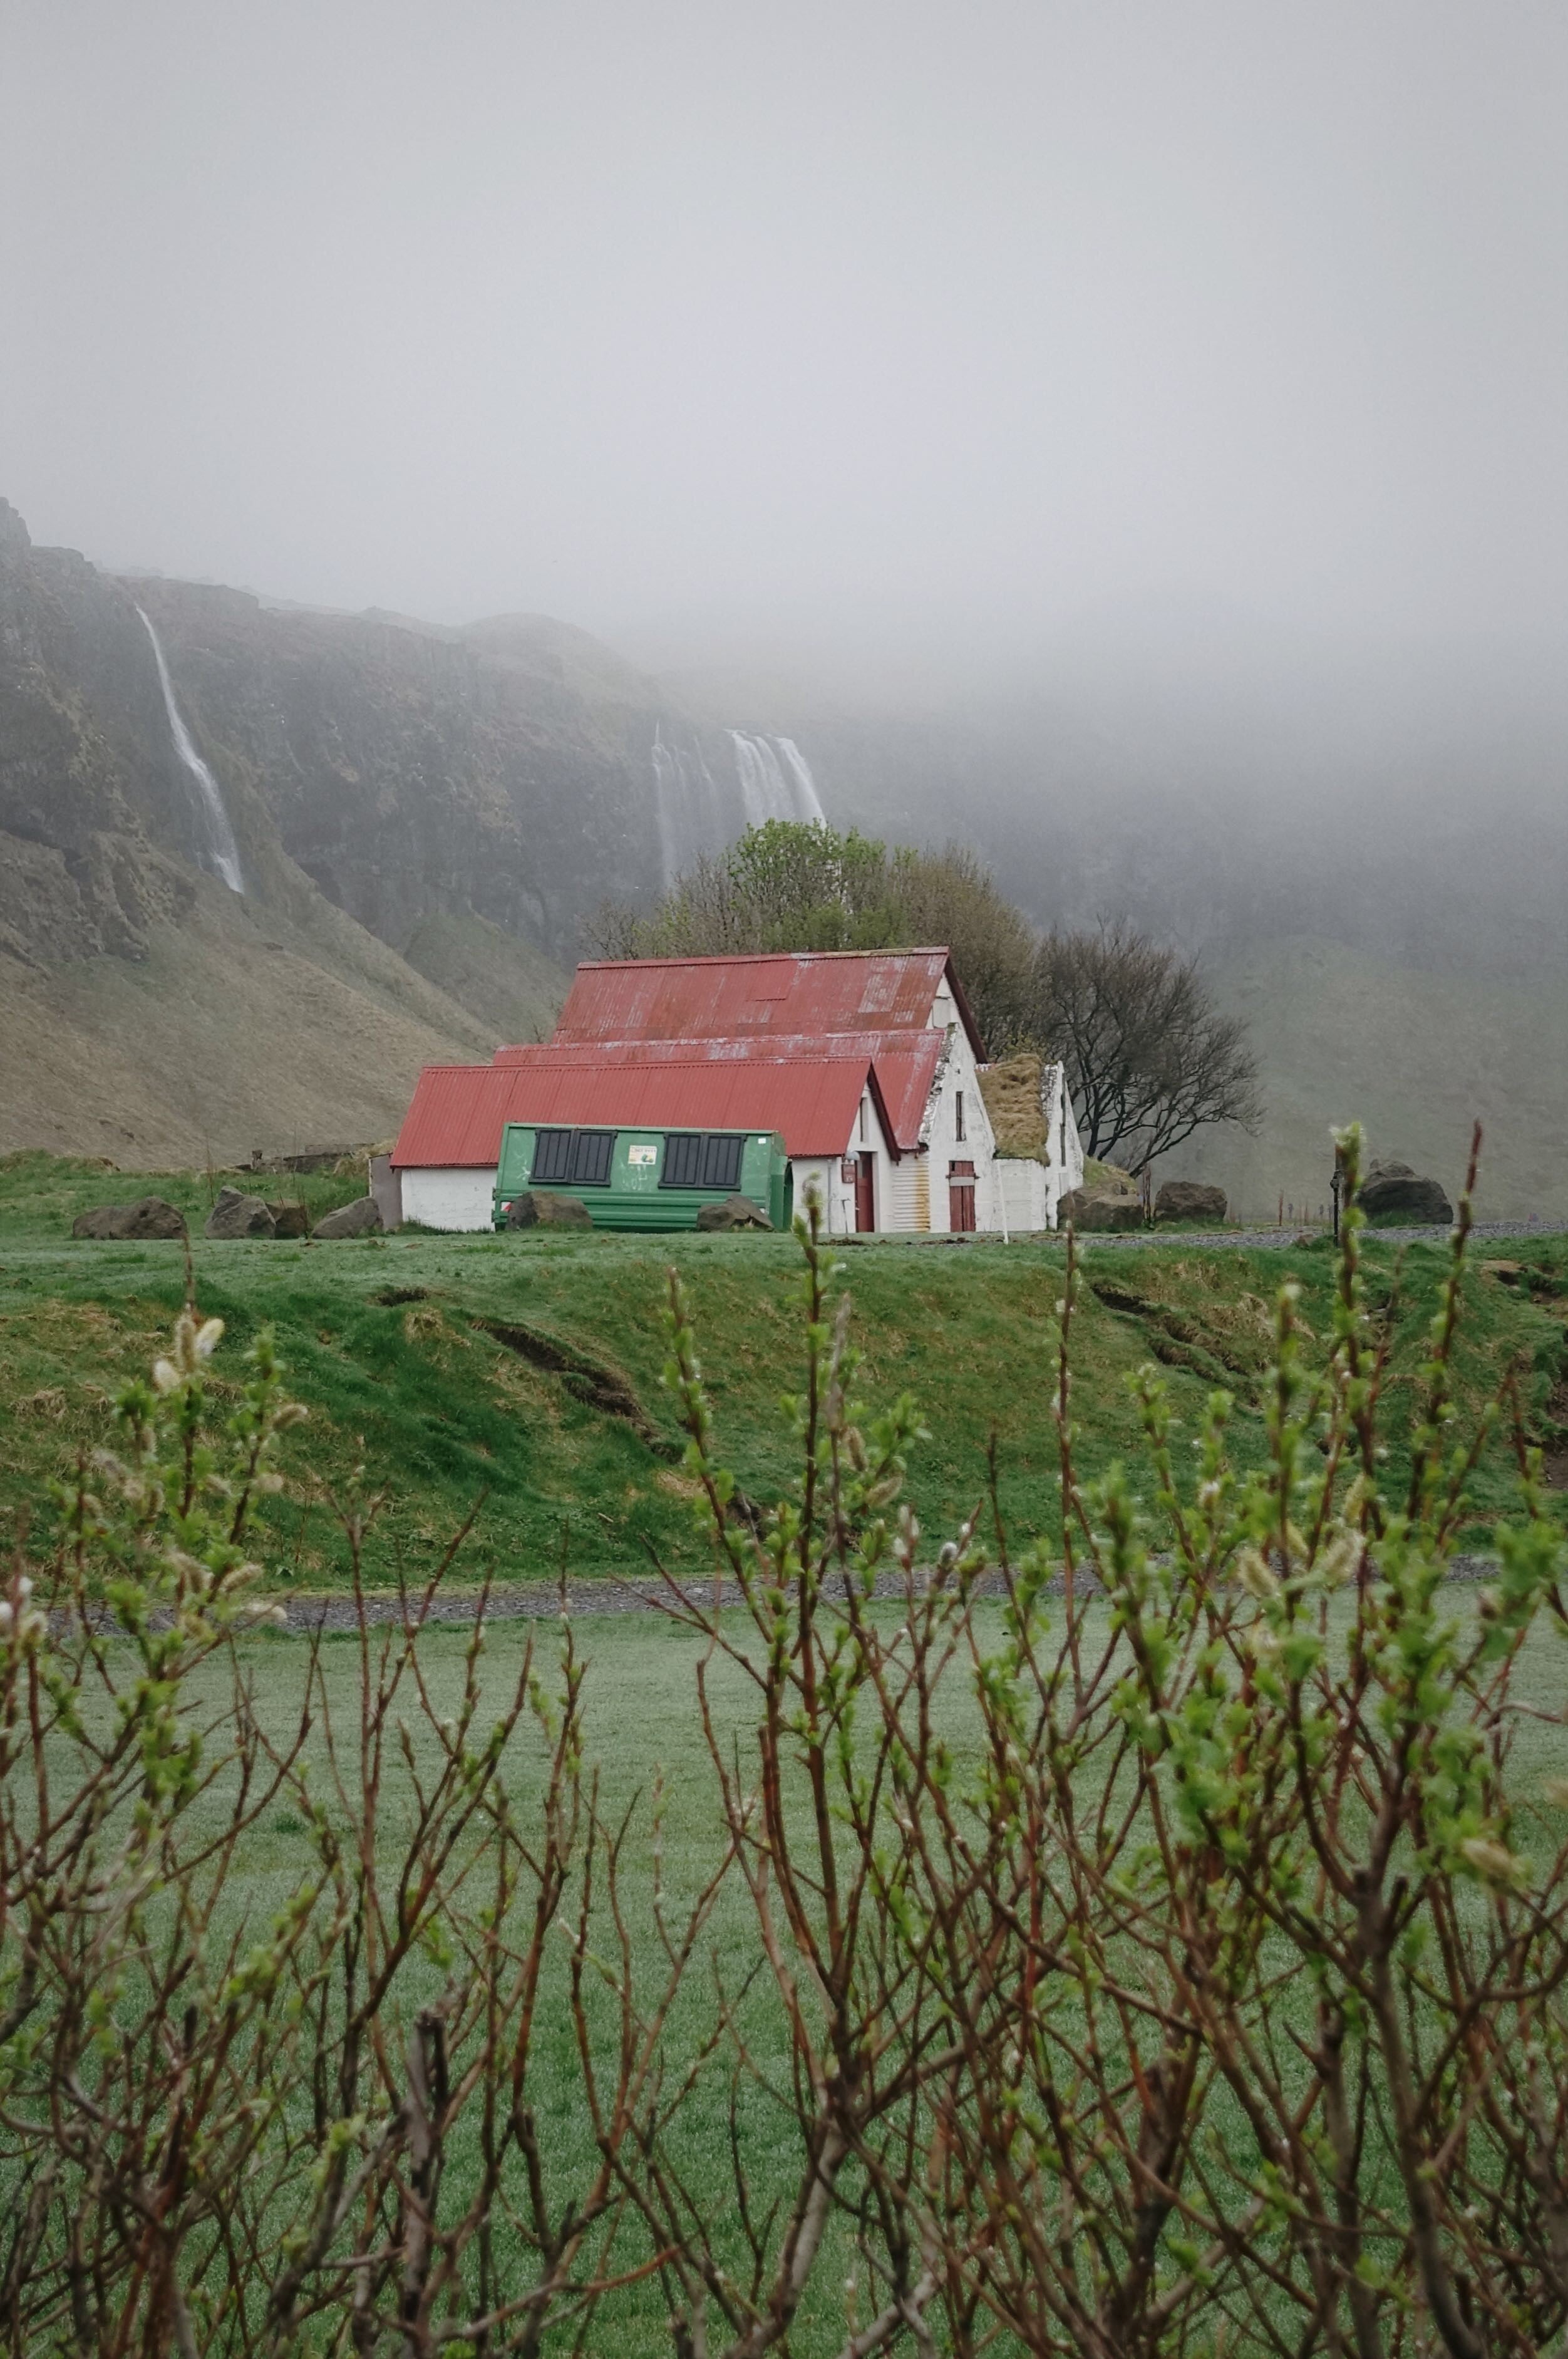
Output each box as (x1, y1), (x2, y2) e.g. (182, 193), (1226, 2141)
(493, 1125), (791, 1233)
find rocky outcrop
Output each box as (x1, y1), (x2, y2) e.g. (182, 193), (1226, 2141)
(205, 1187), (276, 1238)
(266, 1202), (312, 1238)
(1359, 1161), (1453, 1225)
(1156, 1180), (1228, 1224)
(71, 1195), (186, 1240)
(312, 1196), (383, 1239)
(505, 1191), (592, 1230)
(1060, 1188), (1143, 1232)
(696, 1193), (773, 1231)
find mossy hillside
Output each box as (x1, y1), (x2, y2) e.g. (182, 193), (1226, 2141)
(2, 1156), (1565, 1588)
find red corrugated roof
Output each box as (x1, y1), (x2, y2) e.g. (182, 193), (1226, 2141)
(496, 1029), (944, 1153)
(550, 948), (985, 1058)
(391, 1054), (897, 1169)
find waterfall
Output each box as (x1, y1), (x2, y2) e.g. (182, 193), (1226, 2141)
(137, 608), (245, 894)
(775, 736), (826, 824)
(651, 723), (725, 886)
(729, 731), (827, 828)
(652, 727), (830, 882)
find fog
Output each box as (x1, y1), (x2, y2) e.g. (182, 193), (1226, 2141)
(4, 0), (1567, 693)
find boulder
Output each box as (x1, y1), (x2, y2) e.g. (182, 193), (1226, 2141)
(266, 1202), (312, 1238)
(696, 1193), (773, 1233)
(1060, 1188), (1143, 1233)
(504, 1191), (592, 1231)
(311, 1196), (385, 1240)
(72, 1195), (186, 1241)
(205, 1187), (277, 1240)
(1359, 1161), (1453, 1226)
(1155, 1180), (1229, 1225)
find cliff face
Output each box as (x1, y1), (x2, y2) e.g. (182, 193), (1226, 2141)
(0, 500), (673, 1158)
(128, 580), (680, 968)
(0, 494), (803, 1163)
(0, 499), (202, 963)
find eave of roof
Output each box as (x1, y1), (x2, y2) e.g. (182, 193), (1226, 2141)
(391, 1052), (902, 1169)
(495, 1029), (944, 1152)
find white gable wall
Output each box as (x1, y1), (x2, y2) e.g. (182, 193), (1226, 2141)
(401, 1166), (495, 1232)
(918, 1022), (1003, 1231)
(791, 1083), (899, 1234)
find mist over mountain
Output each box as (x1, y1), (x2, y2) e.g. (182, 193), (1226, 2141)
(0, 499), (837, 1164)
(3, 475), (1563, 1212)
(656, 633), (1568, 1216)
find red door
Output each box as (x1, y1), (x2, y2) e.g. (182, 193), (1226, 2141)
(854, 1154), (876, 1233)
(948, 1159), (976, 1233)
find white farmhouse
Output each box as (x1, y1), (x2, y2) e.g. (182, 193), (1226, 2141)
(391, 948), (1081, 1235)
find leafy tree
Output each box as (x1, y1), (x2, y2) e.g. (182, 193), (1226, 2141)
(1026, 918), (1261, 1171)
(592, 819), (1033, 1048)
(595, 825), (1257, 1156)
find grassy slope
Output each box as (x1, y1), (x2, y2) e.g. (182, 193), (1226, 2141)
(4, 1156), (1566, 1589)
(1172, 934), (1568, 1224)
(0, 854), (568, 1171)
(400, 908), (566, 1045)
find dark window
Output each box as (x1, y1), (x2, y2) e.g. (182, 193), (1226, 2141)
(662, 1133), (704, 1188)
(701, 1134), (744, 1191)
(954, 1089), (965, 1142)
(661, 1133), (744, 1190)
(569, 1130), (615, 1186)
(531, 1128), (573, 1184)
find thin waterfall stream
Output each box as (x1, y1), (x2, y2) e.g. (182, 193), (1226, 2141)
(137, 607), (245, 893)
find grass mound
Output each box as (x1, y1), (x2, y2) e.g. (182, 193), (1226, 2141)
(2, 1155), (1565, 1589)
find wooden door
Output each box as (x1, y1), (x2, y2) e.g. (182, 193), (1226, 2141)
(947, 1159), (976, 1233)
(854, 1154), (876, 1233)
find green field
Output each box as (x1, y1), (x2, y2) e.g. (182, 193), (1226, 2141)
(58, 1594), (1568, 2356)
(3, 1151), (1567, 1591)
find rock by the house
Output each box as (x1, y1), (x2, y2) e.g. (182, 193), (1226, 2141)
(505, 1191), (592, 1231)
(266, 1203), (312, 1238)
(696, 1193), (773, 1233)
(72, 1195), (186, 1241)
(1060, 1188), (1143, 1233)
(1359, 1161), (1453, 1226)
(205, 1188), (277, 1240)
(1155, 1180), (1229, 1225)
(312, 1196), (384, 1240)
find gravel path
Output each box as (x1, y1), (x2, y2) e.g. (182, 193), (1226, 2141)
(276, 1555), (1500, 1632)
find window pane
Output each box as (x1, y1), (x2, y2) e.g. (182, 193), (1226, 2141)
(532, 1129), (573, 1184)
(661, 1134), (704, 1188)
(570, 1130), (615, 1186)
(701, 1134), (743, 1191)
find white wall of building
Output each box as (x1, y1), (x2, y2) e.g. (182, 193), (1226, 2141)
(1044, 1061), (1085, 1210)
(790, 1084), (899, 1235)
(919, 1024), (1003, 1231)
(995, 1157), (1051, 1233)
(400, 1166), (495, 1231)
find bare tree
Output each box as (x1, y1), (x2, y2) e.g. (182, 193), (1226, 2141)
(1024, 920), (1261, 1170)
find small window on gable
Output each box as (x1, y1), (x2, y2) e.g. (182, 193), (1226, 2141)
(954, 1089), (966, 1143)
(859, 1096), (869, 1144)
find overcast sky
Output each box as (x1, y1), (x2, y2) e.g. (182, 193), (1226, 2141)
(3, 2), (1566, 682)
